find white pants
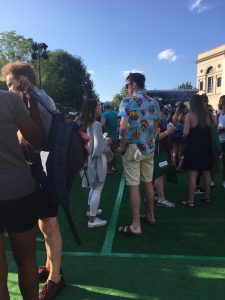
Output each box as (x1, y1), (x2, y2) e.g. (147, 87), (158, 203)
(88, 182), (104, 216)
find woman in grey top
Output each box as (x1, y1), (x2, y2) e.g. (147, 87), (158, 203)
(79, 100), (111, 228)
(0, 89), (43, 300)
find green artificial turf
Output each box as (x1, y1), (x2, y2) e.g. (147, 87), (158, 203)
(5, 156), (225, 299)
(5, 157), (225, 256)
(8, 254), (225, 300)
(114, 170), (225, 256)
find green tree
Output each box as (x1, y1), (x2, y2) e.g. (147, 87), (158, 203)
(177, 81), (193, 90)
(40, 50), (98, 110)
(112, 87), (128, 111)
(0, 31), (97, 109)
(0, 31), (33, 68)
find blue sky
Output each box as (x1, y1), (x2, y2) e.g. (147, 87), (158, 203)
(1, 0), (225, 101)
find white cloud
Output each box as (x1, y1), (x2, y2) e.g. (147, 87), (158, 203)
(189, 0), (211, 13)
(157, 49), (178, 62)
(121, 69), (143, 78)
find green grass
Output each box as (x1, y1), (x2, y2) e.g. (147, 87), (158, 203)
(114, 172), (225, 256)
(8, 254), (225, 300)
(6, 157), (225, 299)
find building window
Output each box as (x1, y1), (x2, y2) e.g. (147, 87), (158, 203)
(199, 81), (203, 90)
(206, 66), (214, 74)
(207, 77), (213, 93)
(217, 77), (222, 87)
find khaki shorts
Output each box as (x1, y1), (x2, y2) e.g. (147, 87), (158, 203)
(122, 144), (154, 185)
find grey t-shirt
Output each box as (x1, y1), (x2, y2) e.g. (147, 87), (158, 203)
(36, 89), (56, 136)
(0, 90), (36, 200)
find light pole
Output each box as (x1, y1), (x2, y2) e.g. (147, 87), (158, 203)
(31, 42), (48, 88)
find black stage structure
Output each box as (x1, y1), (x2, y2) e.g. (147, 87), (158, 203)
(147, 89), (198, 107)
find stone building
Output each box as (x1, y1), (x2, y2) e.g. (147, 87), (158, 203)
(196, 44), (225, 109)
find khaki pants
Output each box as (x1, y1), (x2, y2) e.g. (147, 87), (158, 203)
(122, 144), (154, 185)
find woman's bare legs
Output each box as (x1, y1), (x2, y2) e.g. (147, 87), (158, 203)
(188, 170), (198, 203)
(202, 171), (211, 200)
(0, 233), (10, 300)
(9, 227), (38, 300)
(154, 176), (165, 201)
(172, 142), (178, 166)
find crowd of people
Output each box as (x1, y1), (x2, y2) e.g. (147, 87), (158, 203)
(0, 63), (225, 299)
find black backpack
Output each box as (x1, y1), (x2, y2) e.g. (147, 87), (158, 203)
(28, 90), (88, 244)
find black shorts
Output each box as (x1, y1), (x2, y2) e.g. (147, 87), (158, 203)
(29, 153), (58, 220)
(37, 188), (59, 220)
(0, 191), (39, 234)
(221, 142), (225, 153)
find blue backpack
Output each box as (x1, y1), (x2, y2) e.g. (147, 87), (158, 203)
(28, 90), (88, 244)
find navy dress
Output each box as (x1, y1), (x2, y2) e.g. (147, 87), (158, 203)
(183, 124), (213, 171)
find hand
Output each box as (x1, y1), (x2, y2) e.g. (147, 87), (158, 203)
(103, 132), (108, 139)
(117, 144), (127, 155)
(16, 78), (32, 93)
(10, 78), (33, 101)
(167, 126), (175, 135)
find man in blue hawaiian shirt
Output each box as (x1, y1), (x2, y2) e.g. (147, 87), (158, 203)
(118, 72), (160, 236)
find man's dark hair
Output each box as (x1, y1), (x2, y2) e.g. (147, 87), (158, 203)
(126, 72), (145, 89)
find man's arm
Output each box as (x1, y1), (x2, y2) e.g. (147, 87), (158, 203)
(19, 78), (46, 141)
(10, 77), (46, 145)
(18, 116), (43, 149)
(118, 116), (128, 155)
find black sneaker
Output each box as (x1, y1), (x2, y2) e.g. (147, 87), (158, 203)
(38, 266), (49, 283)
(39, 276), (65, 300)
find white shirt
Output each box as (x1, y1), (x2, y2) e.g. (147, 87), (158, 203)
(218, 112), (225, 143)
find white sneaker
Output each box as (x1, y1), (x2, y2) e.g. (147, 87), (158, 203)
(211, 181), (215, 187)
(157, 200), (175, 207)
(88, 218), (107, 228)
(222, 181), (225, 189)
(86, 209), (102, 217)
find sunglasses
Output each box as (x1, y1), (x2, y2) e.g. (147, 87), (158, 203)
(125, 82), (133, 89)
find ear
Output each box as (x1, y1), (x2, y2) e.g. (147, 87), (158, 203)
(132, 81), (137, 89)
